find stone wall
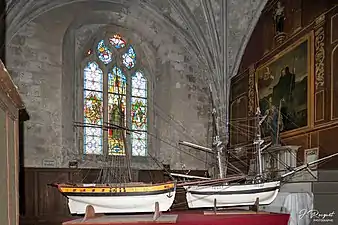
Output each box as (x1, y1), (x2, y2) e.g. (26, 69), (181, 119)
(4, 0), (268, 169)
(6, 2), (211, 169)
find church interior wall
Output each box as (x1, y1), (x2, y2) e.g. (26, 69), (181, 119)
(2, 0), (273, 223)
(5, 2), (214, 170)
(230, 0), (338, 170)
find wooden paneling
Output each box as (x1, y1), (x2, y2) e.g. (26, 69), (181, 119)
(310, 131), (319, 148)
(238, 0), (334, 73)
(0, 110), (9, 225)
(230, 1), (338, 169)
(301, 0), (333, 27)
(0, 59), (26, 225)
(230, 70), (250, 147)
(8, 119), (16, 225)
(20, 168), (99, 225)
(230, 72), (248, 102)
(0, 0), (5, 63)
(38, 172), (70, 216)
(230, 95), (248, 146)
(331, 45), (338, 119)
(331, 13), (338, 44)
(318, 126), (338, 169)
(290, 0), (302, 32)
(315, 90), (325, 122)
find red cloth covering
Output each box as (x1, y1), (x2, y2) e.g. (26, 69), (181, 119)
(63, 211), (290, 225)
(174, 212), (290, 225)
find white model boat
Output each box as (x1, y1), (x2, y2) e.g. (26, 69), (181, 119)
(173, 85), (338, 210)
(53, 182), (176, 214)
(184, 181), (280, 208)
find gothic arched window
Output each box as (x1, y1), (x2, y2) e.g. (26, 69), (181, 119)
(82, 34), (148, 156)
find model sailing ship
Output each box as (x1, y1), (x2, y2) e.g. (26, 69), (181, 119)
(172, 85), (338, 210)
(52, 81), (338, 214)
(53, 181), (176, 214)
(179, 106), (281, 209)
(52, 69), (177, 214)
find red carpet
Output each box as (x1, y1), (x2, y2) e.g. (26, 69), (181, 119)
(63, 210), (290, 225)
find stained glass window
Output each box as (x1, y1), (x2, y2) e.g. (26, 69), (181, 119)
(109, 34), (126, 49)
(83, 62), (103, 154)
(108, 67), (127, 155)
(82, 34), (148, 157)
(122, 46), (136, 69)
(97, 40), (113, 64)
(131, 71), (147, 156)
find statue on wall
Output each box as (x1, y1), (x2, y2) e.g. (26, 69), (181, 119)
(274, 1), (286, 34)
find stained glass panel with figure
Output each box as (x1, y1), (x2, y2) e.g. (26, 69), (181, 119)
(122, 46), (136, 69)
(108, 67), (127, 155)
(97, 40), (112, 64)
(108, 66), (127, 94)
(108, 94), (126, 155)
(131, 71), (147, 156)
(83, 62), (103, 154)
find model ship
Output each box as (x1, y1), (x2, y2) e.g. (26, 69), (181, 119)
(173, 102), (282, 209)
(52, 70), (178, 214)
(178, 104), (338, 209)
(52, 81), (338, 214)
(52, 182), (176, 214)
(171, 84), (338, 210)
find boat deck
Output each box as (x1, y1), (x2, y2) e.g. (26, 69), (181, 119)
(62, 209), (290, 225)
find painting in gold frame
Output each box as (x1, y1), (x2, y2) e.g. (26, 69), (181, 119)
(255, 33), (313, 138)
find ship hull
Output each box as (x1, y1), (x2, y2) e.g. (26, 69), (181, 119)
(184, 181), (280, 208)
(55, 182), (176, 214)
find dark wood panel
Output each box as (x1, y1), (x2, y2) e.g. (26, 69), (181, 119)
(319, 126), (338, 169)
(230, 72), (248, 101)
(301, 0), (330, 27)
(0, 0), (5, 64)
(239, 0), (335, 72)
(332, 13), (338, 44)
(23, 170), (35, 217)
(0, 110), (9, 225)
(331, 46), (338, 119)
(230, 95), (248, 146)
(138, 170), (164, 183)
(21, 168), (90, 225)
(315, 90), (325, 122)
(37, 171), (70, 216)
(310, 131), (319, 148)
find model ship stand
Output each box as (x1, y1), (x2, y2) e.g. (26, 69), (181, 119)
(62, 202), (178, 225)
(203, 197), (271, 215)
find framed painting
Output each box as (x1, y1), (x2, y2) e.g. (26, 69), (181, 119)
(255, 33), (313, 138)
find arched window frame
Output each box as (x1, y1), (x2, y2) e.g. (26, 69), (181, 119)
(77, 33), (149, 157)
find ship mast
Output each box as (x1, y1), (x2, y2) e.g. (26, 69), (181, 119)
(254, 81), (265, 182)
(254, 107), (265, 181)
(179, 85), (226, 179)
(209, 84), (225, 179)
